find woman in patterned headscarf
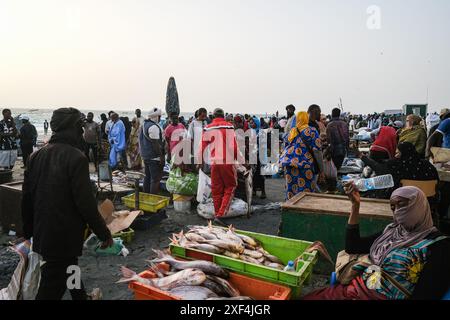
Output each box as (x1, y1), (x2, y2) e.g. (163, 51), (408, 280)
(279, 111), (323, 200)
(304, 185), (450, 300)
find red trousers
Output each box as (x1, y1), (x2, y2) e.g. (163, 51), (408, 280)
(211, 164), (237, 217)
(302, 277), (387, 300)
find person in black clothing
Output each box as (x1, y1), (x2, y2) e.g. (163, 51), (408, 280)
(360, 142), (439, 191)
(100, 113), (108, 140)
(19, 116), (37, 168)
(326, 108), (350, 170)
(304, 182), (450, 300)
(22, 108), (113, 300)
(43, 119), (49, 135)
(307, 104), (322, 132)
(119, 116), (131, 168)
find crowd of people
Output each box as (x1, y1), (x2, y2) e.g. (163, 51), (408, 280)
(2, 103), (449, 300)
(2, 105), (450, 220)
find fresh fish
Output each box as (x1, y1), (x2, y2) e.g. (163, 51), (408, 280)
(207, 296), (253, 300)
(117, 267), (206, 291)
(243, 249), (263, 259)
(223, 251), (240, 259)
(263, 261), (285, 270)
(207, 221), (227, 234)
(150, 250), (229, 278)
(169, 286), (218, 300)
(170, 232), (191, 247)
(188, 229), (218, 241)
(186, 243), (224, 254)
(201, 278), (229, 296)
(184, 232), (206, 243)
(229, 226), (258, 247)
(257, 257), (265, 264)
(305, 241), (334, 265)
(204, 239), (244, 253)
(148, 262), (165, 278)
(244, 243), (257, 251)
(207, 275), (240, 297)
(240, 255), (261, 265)
(263, 253), (284, 265)
(216, 231), (244, 246)
(116, 266), (153, 286)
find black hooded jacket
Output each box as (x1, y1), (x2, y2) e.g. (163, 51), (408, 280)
(22, 108), (111, 259)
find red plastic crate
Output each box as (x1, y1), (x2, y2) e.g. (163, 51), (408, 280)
(129, 263), (291, 300)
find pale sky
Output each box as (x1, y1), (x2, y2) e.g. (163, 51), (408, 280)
(1, 0), (449, 115)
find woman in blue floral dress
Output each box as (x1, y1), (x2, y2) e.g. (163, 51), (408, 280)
(279, 111), (322, 200)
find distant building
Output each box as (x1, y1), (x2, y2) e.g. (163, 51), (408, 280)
(403, 104), (428, 118)
(384, 109), (403, 116)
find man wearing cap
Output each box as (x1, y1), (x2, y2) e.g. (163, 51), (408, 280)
(22, 108), (113, 300)
(139, 108), (165, 194)
(19, 115), (37, 168)
(200, 108), (238, 225)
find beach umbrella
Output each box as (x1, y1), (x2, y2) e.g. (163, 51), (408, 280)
(165, 77), (180, 116)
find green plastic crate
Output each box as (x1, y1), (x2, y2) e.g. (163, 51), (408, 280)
(112, 228), (135, 244)
(169, 228), (318, 298)
(121, 192), (170, 213)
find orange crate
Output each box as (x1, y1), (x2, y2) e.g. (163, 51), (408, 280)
(129, 263), (291, 300)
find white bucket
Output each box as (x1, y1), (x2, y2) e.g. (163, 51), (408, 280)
(174, 200), (191, 212)
(98, 162), (111, 181)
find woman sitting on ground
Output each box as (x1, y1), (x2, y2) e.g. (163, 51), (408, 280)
(360, 142), (439, 191)
(304, 184), (450, 300)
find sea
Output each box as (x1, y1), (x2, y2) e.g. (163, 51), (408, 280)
(11, 108), (195, 138)
(10, 108), (271, 138)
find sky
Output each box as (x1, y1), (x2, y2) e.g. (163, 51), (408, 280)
(1, 0), (449, 115)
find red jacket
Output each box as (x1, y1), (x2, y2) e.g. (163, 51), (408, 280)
(370, 126), (398, 159)
(200, 118), (238, 165)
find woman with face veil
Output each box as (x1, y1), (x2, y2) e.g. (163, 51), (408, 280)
(303, 185), (450, 300)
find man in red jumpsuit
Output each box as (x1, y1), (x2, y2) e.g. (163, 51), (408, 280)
(200, 108), (238, 225)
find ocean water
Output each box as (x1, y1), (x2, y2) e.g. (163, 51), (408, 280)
(10, 108), (195, 137)
(10, 108), (272, 137)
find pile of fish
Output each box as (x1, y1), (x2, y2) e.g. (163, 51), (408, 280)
(117, 250), (252, 300)
(170, 222), (286, 270)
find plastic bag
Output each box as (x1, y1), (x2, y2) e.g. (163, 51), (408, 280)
(196, 169), (212, 203)
(84, 234), (128, 256)
(197, 198), (248, 219)
(166, 167), (198, 196)
(260, 163), (279, 176)
(323, 159), (337, 179)
(339, 158), (365, 174)
(21, 250), (42, 300)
